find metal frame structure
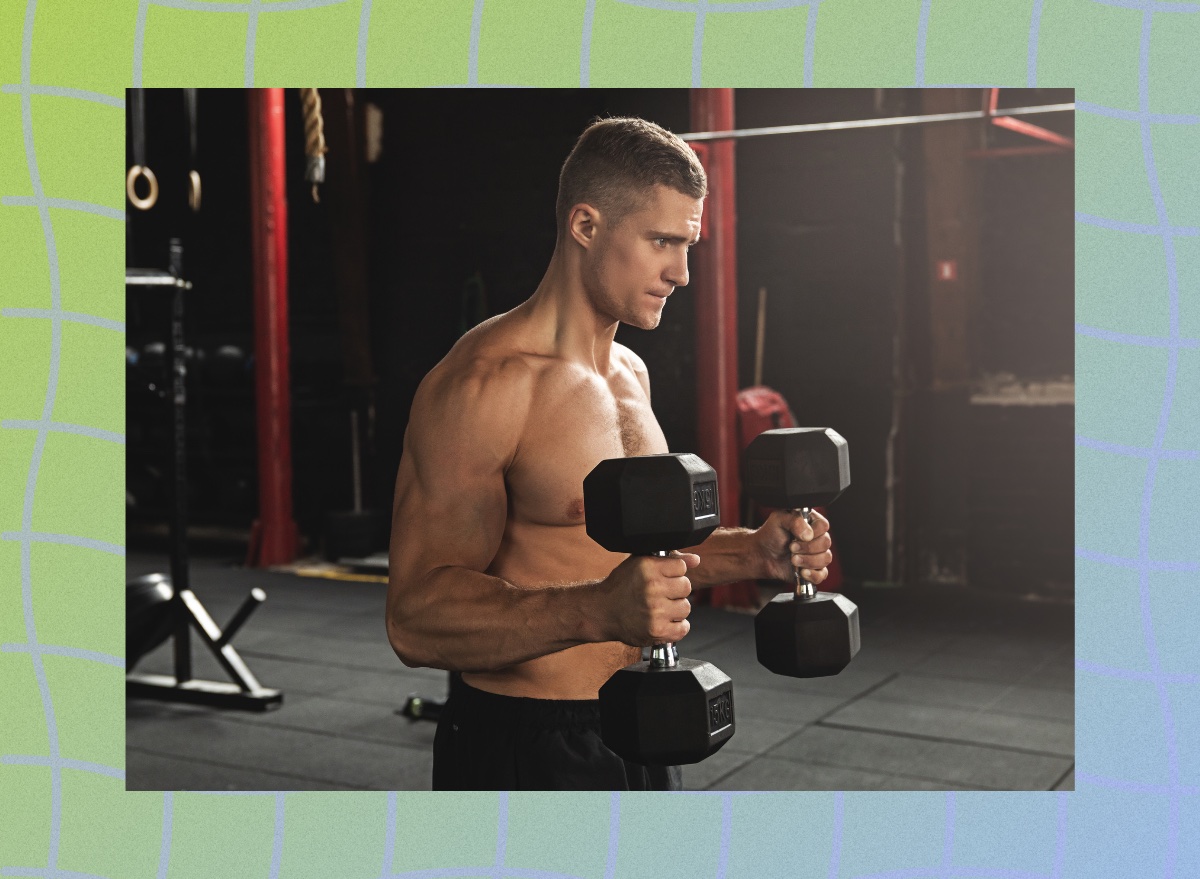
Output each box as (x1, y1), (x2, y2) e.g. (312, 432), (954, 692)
(680, 98), (1074, 144)
(126, 255), (282, 712)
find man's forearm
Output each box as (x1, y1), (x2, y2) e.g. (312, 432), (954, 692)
(681, 527), (768, 588)
(387, 567), (610, 673)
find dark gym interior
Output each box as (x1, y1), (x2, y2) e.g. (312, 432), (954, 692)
(125, 88), (1074, 791)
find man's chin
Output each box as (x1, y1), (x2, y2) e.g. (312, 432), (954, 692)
(623, 312), (662, 331)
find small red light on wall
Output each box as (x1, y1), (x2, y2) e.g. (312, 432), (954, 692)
(936, 259), (958, 282)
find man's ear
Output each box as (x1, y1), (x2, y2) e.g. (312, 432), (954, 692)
(568, 203), (601, 249)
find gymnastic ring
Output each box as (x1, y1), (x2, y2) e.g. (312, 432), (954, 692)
(187, 170), (202, 213)
(126, 165), (159, 211)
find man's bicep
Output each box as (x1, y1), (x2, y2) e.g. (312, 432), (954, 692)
(390, 365), (528, 579)
(391, 425), (509, 577)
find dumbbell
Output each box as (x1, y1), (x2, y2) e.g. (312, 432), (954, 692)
(584, 453), (735, 766)
(744, 428), (859, 677)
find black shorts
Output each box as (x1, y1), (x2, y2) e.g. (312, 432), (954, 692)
(432, 674), (683, 791)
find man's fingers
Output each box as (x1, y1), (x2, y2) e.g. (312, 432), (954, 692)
(661, 553), (699, 573)
(792, 550), (834, 569)
(787, 510), (831, 542)
(791, 515), (815, 542)
(790, 533), (832, 554)
(652, 616), (691, 643)
(663, 576), (693, 599)
(667, 596), (692, 620)
(658, 556), (696, 579)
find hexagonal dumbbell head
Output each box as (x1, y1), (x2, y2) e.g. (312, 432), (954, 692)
(755, 592), (860, 677)
(743, 427), (858, 678)
(744, 427), (849, 511)
(584, 453), (721, 554)
(599, 658), (735, 765)
(585, 453), (735, 765)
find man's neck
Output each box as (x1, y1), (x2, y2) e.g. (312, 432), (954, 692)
(523, 250), (620, 375)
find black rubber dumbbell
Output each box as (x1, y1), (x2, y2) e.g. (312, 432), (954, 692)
(744, 428), (859, 677)
(584, 453), (735, 765)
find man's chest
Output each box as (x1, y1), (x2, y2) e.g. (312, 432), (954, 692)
(505, 376), (668, 527)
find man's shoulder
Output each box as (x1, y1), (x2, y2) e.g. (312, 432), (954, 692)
(414, 324), (538, 429)
(422, 347), (536, 409)
(612, 342), (650, 398)
(613, 342), (648, 376)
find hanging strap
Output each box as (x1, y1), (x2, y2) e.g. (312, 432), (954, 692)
(126, 88), (158, 210)
(184, 88), (202, 212)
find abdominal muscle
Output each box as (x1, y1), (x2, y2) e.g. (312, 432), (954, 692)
(461, 516), (643, 700)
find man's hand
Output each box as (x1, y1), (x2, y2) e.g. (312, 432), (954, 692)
(754, 509), (833, 585)
(601, 551), (700, 647)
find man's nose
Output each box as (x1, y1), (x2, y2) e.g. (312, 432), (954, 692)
(665, 253), (689, 288)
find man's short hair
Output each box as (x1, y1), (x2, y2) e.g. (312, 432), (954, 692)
(555, 116), (707, 238)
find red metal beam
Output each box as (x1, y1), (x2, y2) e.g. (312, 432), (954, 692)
(690, 89), (753, 607)
(985, 88), (1073, 151)
(991, 114), (1075, 149)
(248, 88), (298, 566)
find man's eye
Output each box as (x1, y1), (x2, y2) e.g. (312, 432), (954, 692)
(655, 238), (668, 247)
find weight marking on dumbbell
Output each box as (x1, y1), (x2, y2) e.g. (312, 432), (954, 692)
(692, 481), (717, 517)
(708, 690), (733, 734)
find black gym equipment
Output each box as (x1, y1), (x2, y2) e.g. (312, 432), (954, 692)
(744, 427), (859, 678)
(126, 236), (282, 711)
(126, 573), (175, 668)
(398, 692), (446, 724)
(584, 453), (735, 766)
(324, 408), (387, 562)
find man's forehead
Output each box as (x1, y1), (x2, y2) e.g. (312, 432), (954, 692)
(636, 185), (704, 233)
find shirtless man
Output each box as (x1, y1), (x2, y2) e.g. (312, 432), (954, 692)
(386, 116), (833, 791)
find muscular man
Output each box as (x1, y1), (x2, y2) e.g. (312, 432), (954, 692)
(386, 116), (833, 791)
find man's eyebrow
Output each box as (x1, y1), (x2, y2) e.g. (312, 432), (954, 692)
(650, 231), (701, 245)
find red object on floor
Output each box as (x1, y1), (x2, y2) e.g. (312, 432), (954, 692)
(736, 385), (796, 444)
(735, 386), (844, 594)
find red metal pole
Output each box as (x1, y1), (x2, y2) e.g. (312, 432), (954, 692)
(690, 89), (751, 607)
(248, 88), (298, 566)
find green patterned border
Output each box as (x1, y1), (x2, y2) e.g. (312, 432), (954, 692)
(3, 1), (1199, 876)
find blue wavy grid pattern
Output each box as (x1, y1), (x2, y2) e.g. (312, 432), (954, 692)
(0, 0), (1196, 876)
(2, 6), (129, 879)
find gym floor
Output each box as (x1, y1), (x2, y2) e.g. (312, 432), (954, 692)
(125, 552), (1074, 792)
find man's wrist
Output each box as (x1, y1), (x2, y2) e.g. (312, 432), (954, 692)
(702, 526), (771, 583)
(577, 577), (612, 643)
(745, 526), (773, 580)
